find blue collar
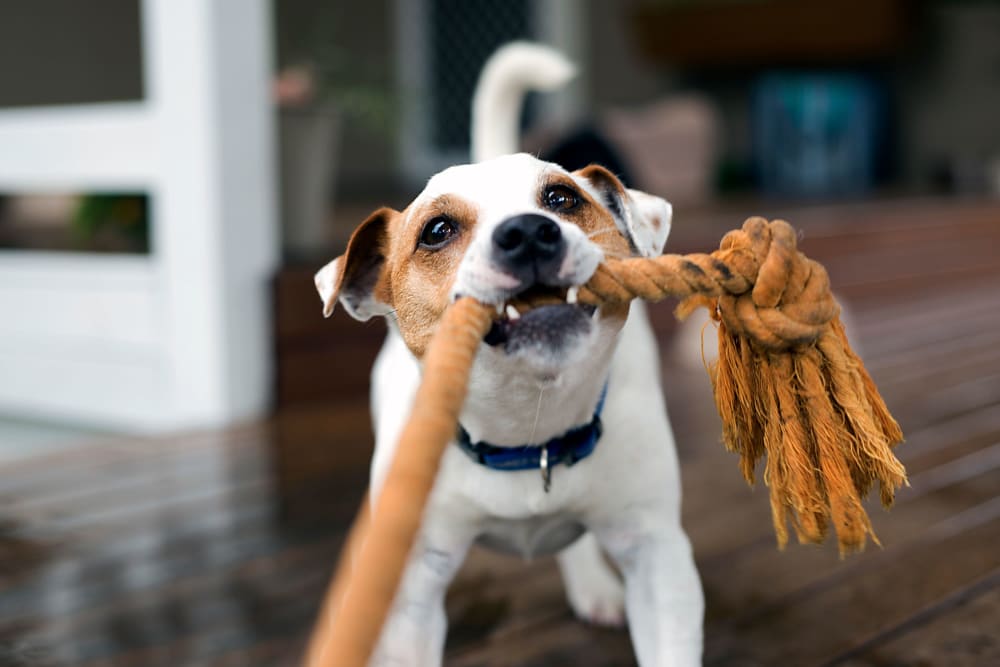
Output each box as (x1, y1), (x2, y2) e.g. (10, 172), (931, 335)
(455, 382), (608, 491)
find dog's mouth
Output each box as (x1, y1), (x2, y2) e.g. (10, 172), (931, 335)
(483, 285), (598, 350)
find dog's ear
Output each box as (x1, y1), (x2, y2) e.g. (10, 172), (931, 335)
(623, 187), (672, 257)
(577, 164), (672, 258)
(314, 207), (395, 320)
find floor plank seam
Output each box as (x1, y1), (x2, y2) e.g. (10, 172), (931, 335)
(819, 566), (1000, 666)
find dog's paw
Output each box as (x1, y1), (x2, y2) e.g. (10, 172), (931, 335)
(564, 568), (627, 628)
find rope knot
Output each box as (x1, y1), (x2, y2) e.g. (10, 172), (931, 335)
(715, 218), (839, 352)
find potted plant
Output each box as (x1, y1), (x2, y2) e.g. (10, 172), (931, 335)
(274, 46), (393, 257)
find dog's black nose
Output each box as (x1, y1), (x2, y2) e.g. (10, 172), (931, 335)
(492, 214), (565, 282)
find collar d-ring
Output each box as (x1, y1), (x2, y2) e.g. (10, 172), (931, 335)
(540, 445), (551, 492)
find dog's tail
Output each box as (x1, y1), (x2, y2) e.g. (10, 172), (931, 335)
(471, 42), (576, 163)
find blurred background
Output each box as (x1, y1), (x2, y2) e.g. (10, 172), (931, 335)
(1, 1), (999, 665)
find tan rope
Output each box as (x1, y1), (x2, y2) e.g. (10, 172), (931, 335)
(305, 217), (905, 666)
(305, 296), (493, 667)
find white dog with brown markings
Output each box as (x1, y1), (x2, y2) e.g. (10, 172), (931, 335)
(315, 43), (704, 666)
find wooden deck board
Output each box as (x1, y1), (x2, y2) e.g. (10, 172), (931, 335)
(2, 199), (999, 666)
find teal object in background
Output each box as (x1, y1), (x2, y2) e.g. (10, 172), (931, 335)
(754, 74), (882, 197)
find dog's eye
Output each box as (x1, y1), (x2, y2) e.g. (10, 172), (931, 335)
(418, 216), (458, 249)
(543, 185), (580, 212)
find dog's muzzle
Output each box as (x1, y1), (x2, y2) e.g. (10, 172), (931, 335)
(482, 214), (598, 353)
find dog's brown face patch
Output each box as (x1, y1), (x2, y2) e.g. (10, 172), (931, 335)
(382, 195), (480, 356)
(541, 171), (632, 262)
(553, 167), (633, 323)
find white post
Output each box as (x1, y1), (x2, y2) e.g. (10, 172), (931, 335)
(143, 0), (278, 428)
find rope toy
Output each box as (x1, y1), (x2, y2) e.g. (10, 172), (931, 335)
(305, 217), (905, 667)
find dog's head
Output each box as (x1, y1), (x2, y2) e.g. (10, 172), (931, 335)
(315, 153), (670, 375)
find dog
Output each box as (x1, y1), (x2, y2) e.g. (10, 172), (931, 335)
(315, 43), (704, 666)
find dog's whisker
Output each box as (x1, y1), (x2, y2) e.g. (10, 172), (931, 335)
(586, 228), (619, 240)
(529, 386), (545, 445)
(600, 249), (632, 261)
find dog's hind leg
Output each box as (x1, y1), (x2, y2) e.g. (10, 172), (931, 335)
(556, 531), (627, 628)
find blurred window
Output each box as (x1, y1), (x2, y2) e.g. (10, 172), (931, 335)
(0, 0), (143, 108)
(0, 193), (150, 254)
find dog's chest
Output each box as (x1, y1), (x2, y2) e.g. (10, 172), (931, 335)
(475, 514), (585, 558)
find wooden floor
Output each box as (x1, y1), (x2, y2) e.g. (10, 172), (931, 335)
(2, 198), (999, 666)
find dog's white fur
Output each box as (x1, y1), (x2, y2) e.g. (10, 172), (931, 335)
(317, 43), (703, 666)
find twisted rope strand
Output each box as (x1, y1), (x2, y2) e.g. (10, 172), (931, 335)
(580, 219), (839, 352)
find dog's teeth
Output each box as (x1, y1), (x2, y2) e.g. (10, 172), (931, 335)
(592, 307), (600, 321)
(505, 304), (521, 320)
(496, 302), (505, 315)
(566, 286), (579, 304)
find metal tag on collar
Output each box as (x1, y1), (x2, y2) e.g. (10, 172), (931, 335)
(540, 445), (552, 493)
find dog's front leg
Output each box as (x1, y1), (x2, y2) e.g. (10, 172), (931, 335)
(597, 520), (704, 667)
(369, 512), (473, 667)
